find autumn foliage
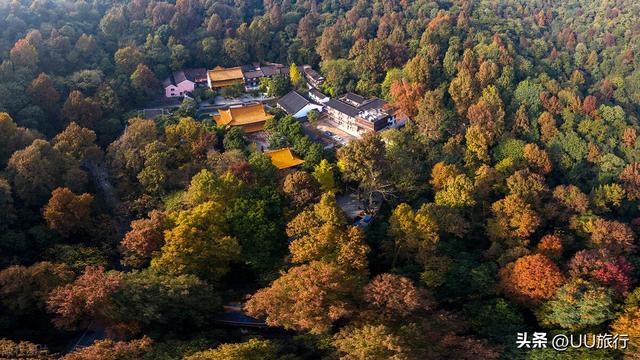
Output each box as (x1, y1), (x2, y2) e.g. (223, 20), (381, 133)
(245, 261), (361, 334)
(499, 254), (565, 306)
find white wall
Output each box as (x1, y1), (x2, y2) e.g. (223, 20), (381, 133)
(293, 104), (324, 119)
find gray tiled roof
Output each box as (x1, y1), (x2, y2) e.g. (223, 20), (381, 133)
(359, 98), (387, 111)
(326, 98), (360, 117)
(243, 69), (264, 78)
(277, 91), (312, 114)
(341, 92), (367, 107)
(309, 88), (328, 100)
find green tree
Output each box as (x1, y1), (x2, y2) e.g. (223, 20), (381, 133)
(266, 74), (292, 97)
(223, 127), (248, 151)
(131, 64), (160, 101)
(538, 278), (614, 331)
(111, 269), (221, 333)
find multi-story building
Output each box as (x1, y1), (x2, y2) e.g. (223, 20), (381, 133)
(303, 67), (325, 88)
(325, 93), (406, 137)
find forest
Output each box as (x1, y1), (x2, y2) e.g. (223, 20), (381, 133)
(1, 0), (640, 358)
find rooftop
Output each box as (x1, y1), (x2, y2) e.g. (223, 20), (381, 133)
(214, 103), (272, 131)
(265, 148), (305, 169)
(341, 93), (367, 107)
(304, 67), (324, 81)
(309, 88), (328, 100)
(242, 69), (264, 79)
(208, 66), (244, 87)
(326, 98), (360, 117)
(359, 98), (388, 111)
(277, 91), (312, 114)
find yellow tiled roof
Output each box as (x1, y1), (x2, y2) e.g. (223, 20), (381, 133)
(214, 103), (272, 127)
(242, 123), (265, 133)
(208, 66), (244, 87)
(265, 148), (305, 169)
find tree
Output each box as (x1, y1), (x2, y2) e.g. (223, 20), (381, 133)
(61, 337), (151, 360)
(151, 201), (241, 281)
(389, 80), (423, 119)
(120, 210), (166, 267)
(591, 184), (626, 212)
(283, 171), (320, 208)
(338, 132), (392, 203)
(248, 152), (277, 183)
(107, 118), (158, 184)
(0, 262), (74, 314)
(434, 174), (476, 208)
(523, 143), (552, 174)
(223, 38), (249, 64)
(265, 74), (292, 97)
(354, 39), (400, 83)
(110, 269), (221, 333)
(289, 223), (369, 272)
(499, 254), (565, 306)
(537, 234), (563, 259)
(321, 59), (357, 96)
(27, 73), (60, 114)
(61, 91), (103, 129)
(611, 288), (640, 349)
(0, 112), (38, 167)
(245, 261), (361, 334)
(0, 339), (51, 359)
(415, 89), (449, 141)
(114, 45), (144, 75)
(464, 298), (526, 344)
(185, 339), (280, 360)
(223, 127), (248, 151)
(43, 187), (93, 238)
(333, 324), (408, 360)
(52, 122), (103, 163)
(7, 139), (73, 206)
(130, 64), (160, 100)
(538, 112), (558, 142)
(318, 24), (346, 61)
(137, 140), (174, 194)
(287, 192), (347, 237)
(387, 203), (439, 266)
(448, 66), (477, 116)
(538, 278), (614, 331)
(590, 218), (635, 255)
(552, 185), (590, 214)
(568, 249), (633, 295)
(313, 159), (338, 192)
(0, 178), (15, 230)
(488, 195), (541, 241)
(286, 191), (367, 271)
(620, 163), (640, 200)
(47, 266), (123, 330)
(99, 5), (129, 39)
(290, 63), (304, 89)
(404, 54), (431, 87)
(505, 169), (547, 203)
(10, 38), (38, 68)
(363, 274), (431, 321)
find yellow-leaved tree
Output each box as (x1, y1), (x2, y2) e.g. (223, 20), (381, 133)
(151, 201), (241, 281)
